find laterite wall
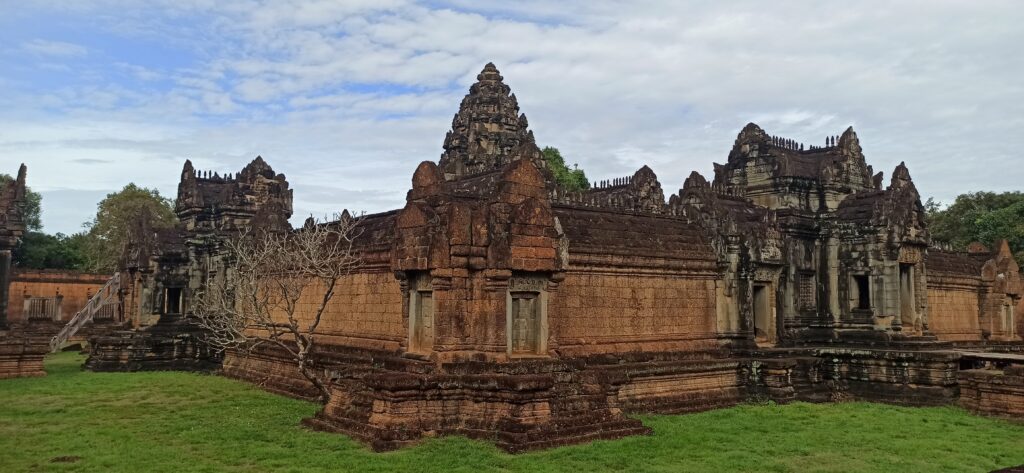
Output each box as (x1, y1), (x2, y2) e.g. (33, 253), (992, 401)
(7, 269), (109, 322)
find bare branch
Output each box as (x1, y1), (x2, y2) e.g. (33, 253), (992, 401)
(190, 212), (363, 403)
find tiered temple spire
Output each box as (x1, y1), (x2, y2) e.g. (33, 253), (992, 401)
(437, 63), (539, 180)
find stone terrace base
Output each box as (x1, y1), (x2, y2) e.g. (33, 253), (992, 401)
(960, 367), (1024, 418)
(222, 346), (320, 401)
(958, 352), (1024, 419)
(0, 321), (64, 379)
(0, 333), (48, 379)
(304, 357), (652, 453)
(85, 318), (221, 372)
(744, 347), (961, 406)
(222, 342), (1024, 453)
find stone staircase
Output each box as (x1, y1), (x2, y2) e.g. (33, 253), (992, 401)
(49, 273), (120, 352)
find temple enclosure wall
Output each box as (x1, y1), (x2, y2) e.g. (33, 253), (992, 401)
(7, 269), (109, 323)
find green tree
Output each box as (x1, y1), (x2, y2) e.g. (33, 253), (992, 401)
(541, 146), (590, 192)
(12, 232), (88, 270)
(0, 173), (43, 231)
(82, 184), (177, 272)
(926, 191), (1024, 262)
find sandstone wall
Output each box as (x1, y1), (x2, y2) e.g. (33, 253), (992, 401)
(927, 273), (983, 342)
(222, 348), (318, 400)
(551, 272), (718, 356)
(614, 359), (744, 414)
(7, 269), (109, 322)
(959, 365), (1024, 418)
(0, 333), (49, 379)
(272, 271), (405, 351)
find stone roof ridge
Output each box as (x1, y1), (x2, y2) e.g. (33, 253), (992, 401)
(240, 155), (276, 180)
(551, 165), (667, 214)
(180, 159), (242, 188)
(682, 170), (711, 190)
(733, 122), (863, 154)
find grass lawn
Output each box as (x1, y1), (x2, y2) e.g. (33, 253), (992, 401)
(1, 353), (1023, 473)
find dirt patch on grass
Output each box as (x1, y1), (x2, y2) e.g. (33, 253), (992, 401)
(50, 455), (82, 463)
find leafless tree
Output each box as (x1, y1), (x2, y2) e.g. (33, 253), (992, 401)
(192, 213), (361, 403)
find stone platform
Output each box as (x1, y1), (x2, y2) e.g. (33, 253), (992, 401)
(0, 321), (63, 379)
(228, 343), (652, 452)
(85, 318), (221, 372)
(0, 332), (48, 379)
(224, 342), (987, 452)
(958, 351), (1024, 419)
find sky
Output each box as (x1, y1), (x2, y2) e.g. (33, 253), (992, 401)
(0, 1), (1021, 235)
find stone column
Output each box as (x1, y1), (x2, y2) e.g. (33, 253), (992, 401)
(0, 249), (11, 328)
(883, 261), (900, 331)
(826, 237), (841, 323)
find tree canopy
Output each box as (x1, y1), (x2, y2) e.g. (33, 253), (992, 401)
(0, 173), (43, 232)
(0, 174), (87, 271)
(926, 191), (1024, 262)
(541, 146), (590, 192)
(13, 232), (88, 270)
(82, 183), (177, 272)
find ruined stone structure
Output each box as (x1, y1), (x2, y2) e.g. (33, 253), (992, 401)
(0, 165), (28, 329)
(86, 157), (292, 372)
(0, 165), (52, 378)
(84, 64), (1024, 451)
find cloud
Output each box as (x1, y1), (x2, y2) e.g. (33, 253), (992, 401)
(70, 158), (113, 164)
(21, 39), (88, 57)
(1, 1), (1023, 235)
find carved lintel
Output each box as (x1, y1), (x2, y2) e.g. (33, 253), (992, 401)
(509, 274), (547, 292)
(898, 245), (923, 265)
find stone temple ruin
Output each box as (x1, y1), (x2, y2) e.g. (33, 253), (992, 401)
(4, 63), (1024, 451)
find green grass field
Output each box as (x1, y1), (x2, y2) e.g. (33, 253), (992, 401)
(1, 352), (1022, 473)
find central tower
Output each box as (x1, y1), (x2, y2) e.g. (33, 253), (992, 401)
(437, 63), (539, 179)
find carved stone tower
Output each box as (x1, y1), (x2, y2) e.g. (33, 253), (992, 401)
(437, 63), (541, 179)
(0, 164), (27, 328)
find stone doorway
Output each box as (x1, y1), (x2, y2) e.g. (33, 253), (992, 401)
(752, 283), (775, 345)
(164, 287), (183, 315)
